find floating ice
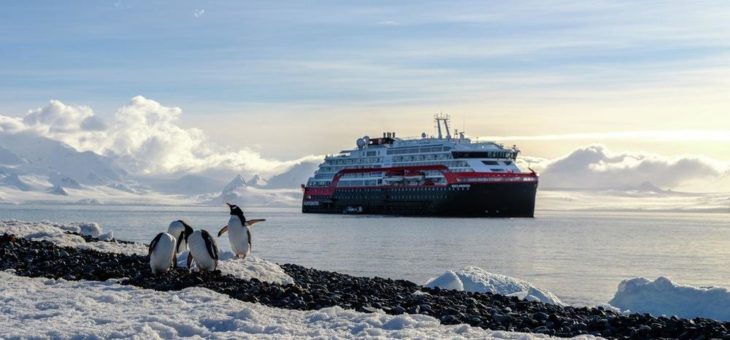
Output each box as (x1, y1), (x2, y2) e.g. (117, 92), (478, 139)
(426, 266), (564, 306)
(609, 276), (730, 321)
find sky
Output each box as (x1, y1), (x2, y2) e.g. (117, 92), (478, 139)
(1, 0), (729, 163)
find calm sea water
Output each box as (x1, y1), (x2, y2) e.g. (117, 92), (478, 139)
(1, 204), (729, 306)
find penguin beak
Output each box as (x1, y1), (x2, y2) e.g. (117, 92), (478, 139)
(217, 225), (229, 237)
(225, 202), (233, 208)
(246, 219), (266, 227)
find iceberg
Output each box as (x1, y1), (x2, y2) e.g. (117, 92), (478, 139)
(609, 277), (730, 321)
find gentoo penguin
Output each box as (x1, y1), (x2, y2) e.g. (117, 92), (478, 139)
(186, 229), (219, 271)
(217, 203), (266, 259)
(167, 220), (194, 254)
(148, 232), (177, 274)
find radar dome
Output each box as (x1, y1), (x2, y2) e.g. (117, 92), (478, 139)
(356, 138), (366, 149)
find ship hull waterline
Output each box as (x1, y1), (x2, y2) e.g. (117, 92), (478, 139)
(302, 182), (538, 217)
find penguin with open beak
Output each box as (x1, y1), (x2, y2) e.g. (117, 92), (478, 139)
(186, 229), (219, 271)
(218, 203), (266, 260)
(148, 232), (177, 274)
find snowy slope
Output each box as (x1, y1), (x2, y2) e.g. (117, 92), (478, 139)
(0, 132), (124, 185)
(209, 174), (301, 207)
(0, 272), (556, 339)
(426, 267), (565, 305)
(537, 189), (730, 213)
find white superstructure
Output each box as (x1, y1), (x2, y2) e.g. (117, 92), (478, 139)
(307, 115), (523, 188)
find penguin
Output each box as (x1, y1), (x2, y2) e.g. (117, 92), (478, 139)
(167, 220), (194, 255)
(217, 203), (266, 259)
(186, 229), (219, 271)
(148, 232), (177, 274)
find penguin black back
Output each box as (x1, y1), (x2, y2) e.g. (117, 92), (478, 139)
(201, 229), (219, 261)
(148, 232), (164, 257)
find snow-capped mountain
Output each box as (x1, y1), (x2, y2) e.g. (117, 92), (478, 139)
(208, 174), (300, 207)
(0, 132), (125, 186)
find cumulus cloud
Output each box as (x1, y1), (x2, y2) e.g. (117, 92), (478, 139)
(0, 97), (320, 177)
(537, 145), (729, 190)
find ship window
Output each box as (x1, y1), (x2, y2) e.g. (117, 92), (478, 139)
(503, 161), (513, 165)
(452, 151), (488, 158)
(482, 160), (499, 166)
(491, 168), (504, 172)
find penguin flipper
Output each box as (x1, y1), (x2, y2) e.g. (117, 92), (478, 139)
(217, 225), (229, 237)
(246, 219), (266, 227)
(186, 252), (193, 269)
(172, 253), (177, 269)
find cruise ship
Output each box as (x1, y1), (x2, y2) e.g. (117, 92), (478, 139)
(301, 115), (538, 217)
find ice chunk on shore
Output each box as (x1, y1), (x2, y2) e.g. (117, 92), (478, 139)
(0, 220), (146, 255)
(609, 277), (730, 321)
(176, 250), (294, 285)
(0, 272), (556, 339)
(426, 266), (564, 306)
(79, 222), (102, 237)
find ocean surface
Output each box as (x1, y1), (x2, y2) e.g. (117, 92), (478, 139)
(1, 204), (729, 306)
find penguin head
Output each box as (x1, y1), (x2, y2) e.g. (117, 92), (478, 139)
(179, 220), (194, 242)
(226, 202), (245, 217)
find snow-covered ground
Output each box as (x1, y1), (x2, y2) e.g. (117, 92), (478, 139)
(425, 267), (564, 306)
(0, 272), (557, 339)
(609, 276), (730, 321)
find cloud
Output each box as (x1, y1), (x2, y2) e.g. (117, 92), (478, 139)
(193, 9), (205, 18)
(0, 97), (321, 177)
(489, 131), (730, 142)
(536, 145), (729, 191)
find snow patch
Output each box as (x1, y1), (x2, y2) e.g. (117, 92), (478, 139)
(0, 272), (556, 339)
(609, 276), (730, 321)
(0, 220), (146, 255)
(426, 266), (564, 306)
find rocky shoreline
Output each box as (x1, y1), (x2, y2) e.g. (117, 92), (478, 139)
(2, 233), (729, 339)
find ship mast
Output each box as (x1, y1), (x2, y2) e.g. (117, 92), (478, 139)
(434, 113), (451, 139)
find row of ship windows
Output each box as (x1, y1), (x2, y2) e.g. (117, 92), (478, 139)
(336, 187), (467, 192)
(325, 157), (383, 166)
(482, 160), (513, 166)
(386, 146), (451, 155)
(339, 195), (449, 200)
(392, 161), (469, 168)
(391, 153), (451, 162)
(316, 160), (470, 177)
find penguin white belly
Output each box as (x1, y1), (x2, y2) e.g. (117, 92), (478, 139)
(167, 221), (188, 253)
(227, 222), (250, 257)
(188, 230), (218, 271)
(149, 233), (176, 274)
